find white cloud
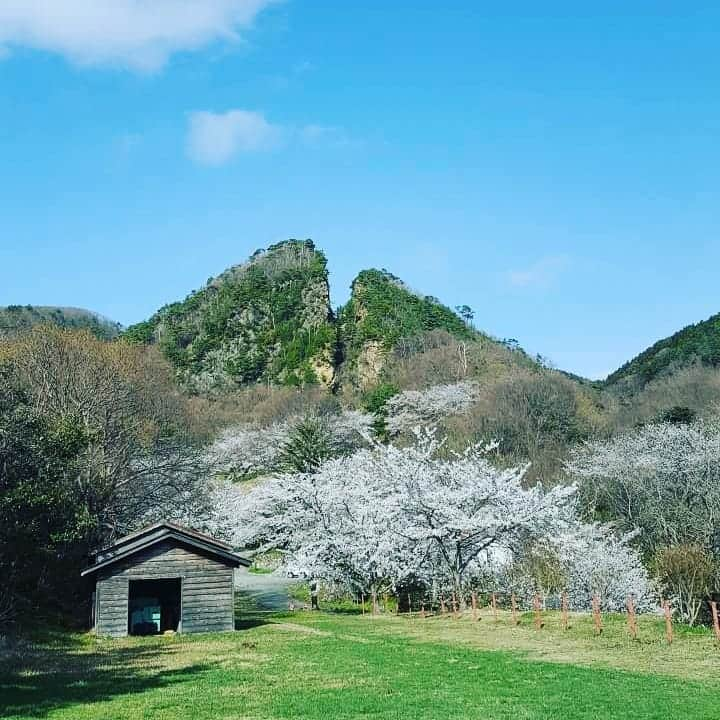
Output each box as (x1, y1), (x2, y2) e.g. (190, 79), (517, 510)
(0, 0), (277, 71)
(187, 110), (283, 165)
(507, 255), (570, 289)
(187, 110), (354, 166)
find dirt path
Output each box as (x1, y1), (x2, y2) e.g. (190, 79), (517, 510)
(234, 568), (295, 611)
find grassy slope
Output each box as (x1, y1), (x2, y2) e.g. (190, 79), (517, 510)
(3, 609), (719, 720)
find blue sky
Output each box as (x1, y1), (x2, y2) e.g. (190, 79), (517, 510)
(1, 2), (718, 379)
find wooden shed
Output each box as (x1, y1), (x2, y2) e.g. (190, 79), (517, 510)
(81, 521), (250, 637)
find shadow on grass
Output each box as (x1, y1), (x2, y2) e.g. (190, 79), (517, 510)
(0, 592), (288, 717)
(0, 640), (212, 719)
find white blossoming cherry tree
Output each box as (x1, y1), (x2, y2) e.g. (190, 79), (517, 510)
(227, 428), (577, 604)
(383, 430), (577, 603)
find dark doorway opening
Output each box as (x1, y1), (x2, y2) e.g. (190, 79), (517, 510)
(128, 579), (181, 636)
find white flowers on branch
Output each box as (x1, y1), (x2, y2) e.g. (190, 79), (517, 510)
(390, 432), (576, 596)
(222, 428), (629, 603)
(556, 525), (653, 612)
(566, 419), (720, 554)
(206, 422), (289, 481)
(205, 410), (373, 481)
(384, 381), (481, 436)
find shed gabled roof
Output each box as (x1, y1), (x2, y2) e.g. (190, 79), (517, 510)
(81, 521), (250, 577)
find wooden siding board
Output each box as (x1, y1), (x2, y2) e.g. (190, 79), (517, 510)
(96, 577), (129, 637)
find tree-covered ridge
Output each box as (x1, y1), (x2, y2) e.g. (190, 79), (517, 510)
(606, 312), (720, 388)
(339, 269), (474, 360)
(124, 239), (336, 390)
(0, 305), (121, 340)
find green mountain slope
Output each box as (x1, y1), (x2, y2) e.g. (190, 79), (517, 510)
(338, 269), (475, 388)
(124, 240), (337, 391)
(606, 312), (720, 389)
(123, 246), (480, 393)
(0, 305), (121, 340)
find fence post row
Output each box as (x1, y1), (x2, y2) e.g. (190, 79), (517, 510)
(392, 590), (716, 649)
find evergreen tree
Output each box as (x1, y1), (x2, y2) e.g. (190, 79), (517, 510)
(278, 416), (340, 474)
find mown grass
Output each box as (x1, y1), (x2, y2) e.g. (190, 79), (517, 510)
(2, 606), (719, 720)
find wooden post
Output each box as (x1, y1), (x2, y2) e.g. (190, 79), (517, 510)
(420, 602), (426, 620)
(383, 593), (388, 614)
(592, 594), (603, 635)
(511, 592), (520, 626)
(372, 589), (378, 616)
(561, 592), (569, 631)
(407, 593), (412, 616)
(452, 592), (459, 619)
(710, 601), (720, 643)
(361, 592), (365, 616)
(533, 593), (544, 629)
(491, 592), (498, 622)
(663, 599), (674, 645)
(471, 592), (478, 622)
(440, 595), (446, 615)
(626, 596), (638, 640)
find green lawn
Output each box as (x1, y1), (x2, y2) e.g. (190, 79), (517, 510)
(2, 606), (720, 720)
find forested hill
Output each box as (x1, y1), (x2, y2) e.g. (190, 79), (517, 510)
(606, 312), (720, 390)
(0, 305), (121, 340)
(124, 240), (337, 391)
(124, 240), (482, 392)
(337, 269), (477, 388)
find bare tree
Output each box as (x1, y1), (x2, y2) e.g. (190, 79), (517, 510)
(1, 326), (214, 546)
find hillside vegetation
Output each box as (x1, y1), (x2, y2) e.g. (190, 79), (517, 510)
(124, 240), (337, 391)
(606, 311), (720, 390)
(6, 240), (720, 650)
(125, 241), (485, 393)
(116, 239), (610, 483)
(338, 269), (474, 388)
(0, 305), (121, 340)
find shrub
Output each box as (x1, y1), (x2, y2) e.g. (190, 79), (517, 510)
(654, 545), (715, 626)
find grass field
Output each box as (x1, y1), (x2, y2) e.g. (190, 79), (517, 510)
(2, 603), (720, 720)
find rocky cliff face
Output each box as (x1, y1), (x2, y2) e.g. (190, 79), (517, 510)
(125, 240), (336, 392)
(338, 269), (473, 390)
